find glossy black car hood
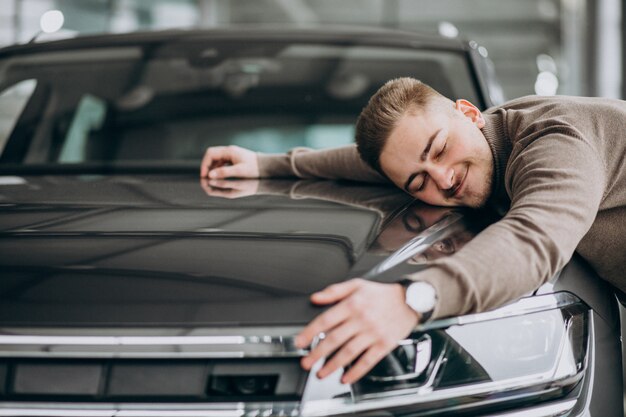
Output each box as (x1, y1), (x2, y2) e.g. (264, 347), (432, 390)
(0, 175), (483, 327)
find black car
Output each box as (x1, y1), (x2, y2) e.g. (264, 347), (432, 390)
(0, 27), (622, 416)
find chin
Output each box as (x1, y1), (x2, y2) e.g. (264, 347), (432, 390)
(466, 199), (487, 209)
(462, 191), (490, 209)
(464, 176), (493, 208)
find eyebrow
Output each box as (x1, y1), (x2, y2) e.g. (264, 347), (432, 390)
(403, 129), (441, 193)
(420, 129), (440, 162)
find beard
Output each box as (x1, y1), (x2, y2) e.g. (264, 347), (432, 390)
(465, 161), (494, 209)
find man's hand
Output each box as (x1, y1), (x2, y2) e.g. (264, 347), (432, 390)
(295, 279), (420, 384)
(200, 145), (259, 179)
(200, 178), (260, 199)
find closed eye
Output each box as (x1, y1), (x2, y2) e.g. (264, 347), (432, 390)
(416, 174), (429, 192)
(436, 142), (447, 161)
(407, 173), (427, 194)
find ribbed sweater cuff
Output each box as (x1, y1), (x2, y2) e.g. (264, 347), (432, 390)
(257, 153), (297, 178)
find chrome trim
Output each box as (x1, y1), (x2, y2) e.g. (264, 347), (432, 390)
(417, 291), (582, 331)
(568, 311), (595, 416)
(0, 335), (306, 358)
(366, 335), (433, 382)
(0, 403), (255, 416)
(0, 395), (581, 417)
(0, 400), (578, 417)
(484, 399), (577, 416)
(0, 292), (582, 358)
(0, 326), (307, 358)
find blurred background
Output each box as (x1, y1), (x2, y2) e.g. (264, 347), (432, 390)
(0, 0), (622, 100)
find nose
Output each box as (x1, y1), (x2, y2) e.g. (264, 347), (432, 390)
(429, 164), (455, 190)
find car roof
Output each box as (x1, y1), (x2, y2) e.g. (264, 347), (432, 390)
(0, 25), (468, 58)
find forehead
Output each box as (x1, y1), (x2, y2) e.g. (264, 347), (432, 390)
(379, 110), (443, 174)
(387, 107), (447, 148)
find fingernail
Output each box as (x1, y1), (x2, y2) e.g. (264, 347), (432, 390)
(208, 171), (215, 178)
(316, 370), (325, 379)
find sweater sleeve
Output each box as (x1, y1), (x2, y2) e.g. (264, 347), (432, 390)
(411, 130), (606, 320)
(256, 145), (388, 183)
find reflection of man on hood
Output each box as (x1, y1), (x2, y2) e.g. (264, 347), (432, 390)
(201, 178), (481, 259)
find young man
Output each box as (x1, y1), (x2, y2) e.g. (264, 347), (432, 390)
(200, 77), (626, 384)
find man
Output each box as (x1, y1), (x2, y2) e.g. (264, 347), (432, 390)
(200, 77), (626, 384)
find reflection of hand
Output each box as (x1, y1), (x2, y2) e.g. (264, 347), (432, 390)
(200, 145), (259, 179)
(295, 279), (419, 384)
(200, 178), (260, 199)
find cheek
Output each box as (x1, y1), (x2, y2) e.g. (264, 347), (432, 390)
(450, 139), (473, 160)
(417, 187), (446, 206)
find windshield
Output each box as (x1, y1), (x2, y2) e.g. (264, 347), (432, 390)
(0, 39), (481, 168)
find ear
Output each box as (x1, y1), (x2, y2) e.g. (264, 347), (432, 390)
(455, 99), (485, 129)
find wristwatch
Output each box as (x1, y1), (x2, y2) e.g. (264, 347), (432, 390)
(398, 279), (438, 322)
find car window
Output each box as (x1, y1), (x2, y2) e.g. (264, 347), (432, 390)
(0, 79), (37, 155)
(58, 94), (107, 163)
(0, 42), (481, 166)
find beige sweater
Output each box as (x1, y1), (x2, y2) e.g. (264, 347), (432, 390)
(257, 95), (626, 319)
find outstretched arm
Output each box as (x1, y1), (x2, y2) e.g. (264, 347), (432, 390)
(201, 144), (389, 184)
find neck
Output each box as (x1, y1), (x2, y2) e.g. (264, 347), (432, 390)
(481, 111), (512, 211)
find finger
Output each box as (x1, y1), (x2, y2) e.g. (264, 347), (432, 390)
(200, 178), (237, 196)
(316, 334), (371, 379)
(204, 188), (239, 198)
(341, 343), (390, 384)
(295, 303), (352, 349)
(207, 179), (243, 190)
(208, 164), (245, 179)
(200, 155), (209, 178)
(310, 278), (363, 305)
(199, 178), (211, 193)
(301, 321), (360, 371)
(200, 147), (230, 178)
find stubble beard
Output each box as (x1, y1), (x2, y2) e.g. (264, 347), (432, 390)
(470, 166), (493, 208)
(464, 160), (494, 209)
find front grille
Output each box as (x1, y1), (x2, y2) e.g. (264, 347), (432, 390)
(0, 358), (306, 402)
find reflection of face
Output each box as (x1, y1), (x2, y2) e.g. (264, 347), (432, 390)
(409, 230), (474, 264)
(379, 101), (494, 208)
(376, 204), (453, 252)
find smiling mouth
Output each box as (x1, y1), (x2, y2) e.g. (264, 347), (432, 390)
(451, 167), (468, 198)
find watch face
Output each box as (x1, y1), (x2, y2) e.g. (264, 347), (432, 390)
(406, 282), (437, 313)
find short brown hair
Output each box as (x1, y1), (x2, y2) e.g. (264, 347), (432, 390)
(355, 78), (448, 175)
